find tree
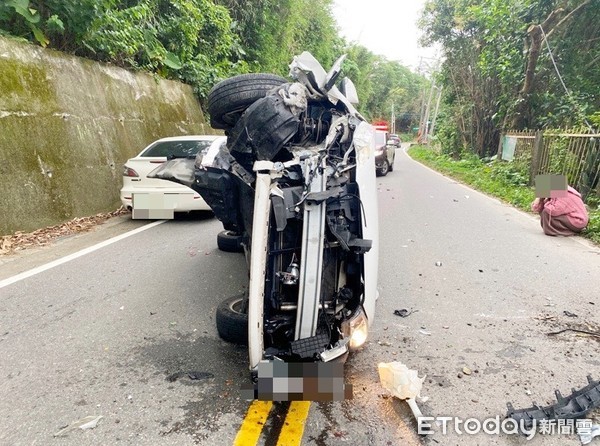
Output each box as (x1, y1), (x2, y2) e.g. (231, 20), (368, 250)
(343, 44), (425, 124)
(420, 0), (506, 154)
(511, 1), (591, 128)
(214, 0), (342, 75)
(0, 0), (427, 122)
(420, 0), (600, 156)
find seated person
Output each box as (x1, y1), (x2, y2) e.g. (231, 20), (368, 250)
(531, 174), (589, 236)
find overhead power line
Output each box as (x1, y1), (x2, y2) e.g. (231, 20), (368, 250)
(539, 24), (593, 131)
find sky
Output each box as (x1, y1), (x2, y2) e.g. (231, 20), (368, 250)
(332, 0), (439, 72)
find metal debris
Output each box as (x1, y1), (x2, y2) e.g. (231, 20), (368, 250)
(54, 415), (103, 437)
(547, 328), (600, 339)
(187, 371), (214, 380)
(166, 371), (214, 382)
(507, 376), (600, 430)
(394, 308), (417, 318)
(580, 424), (600, 445)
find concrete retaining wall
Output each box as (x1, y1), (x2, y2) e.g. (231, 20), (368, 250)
(0, 36), (214, 235)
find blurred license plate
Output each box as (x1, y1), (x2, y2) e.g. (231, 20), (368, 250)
(132, 193), (175, 219)
(240, 360), (352, 401)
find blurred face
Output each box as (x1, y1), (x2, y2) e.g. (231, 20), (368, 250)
(535, 174), (567, 198)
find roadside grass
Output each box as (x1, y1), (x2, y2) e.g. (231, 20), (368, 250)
(398, 133), (416, 143)
(408, 145), (600, 245)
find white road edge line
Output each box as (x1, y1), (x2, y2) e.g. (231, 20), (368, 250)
(0, 220), (166, 289)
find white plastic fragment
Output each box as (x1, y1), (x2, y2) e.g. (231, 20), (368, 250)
(580, 424), (600, 445)
(54, 415), (103, 437)
(378, 362), (427, 421)
(79, 416), (103, 430)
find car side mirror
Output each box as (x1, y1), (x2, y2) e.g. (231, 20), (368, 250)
(325, 54), (347, 91)
(339, 77), (359, 105)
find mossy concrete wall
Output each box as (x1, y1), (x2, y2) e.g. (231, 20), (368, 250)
(0, 36), (214, 235)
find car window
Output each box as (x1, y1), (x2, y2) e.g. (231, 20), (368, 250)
(141, 140), (213, 158)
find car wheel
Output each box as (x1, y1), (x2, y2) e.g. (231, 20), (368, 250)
(208, 73), (288, 129)
(216, 295), (248, 345)
(217, 230), (244, 252)
(377, 159), (390, 177)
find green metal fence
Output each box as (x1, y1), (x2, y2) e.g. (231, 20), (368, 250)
(499, 129), (600, 202)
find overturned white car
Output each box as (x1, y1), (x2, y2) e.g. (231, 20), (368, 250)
(150, 52), (379, 382)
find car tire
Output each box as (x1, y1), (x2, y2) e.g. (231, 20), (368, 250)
(216, 295), (248, 345)
(208, 73), (288, 129)
(377, 159), (390, 176)
(217, 230), (244, 252)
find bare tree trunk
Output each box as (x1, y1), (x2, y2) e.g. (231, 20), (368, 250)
(511, 8), (564, 129)
(511, 1), (590, 129)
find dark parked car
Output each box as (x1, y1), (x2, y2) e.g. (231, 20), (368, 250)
(388, 134), (401, 147)
(374, 130), (395, 176)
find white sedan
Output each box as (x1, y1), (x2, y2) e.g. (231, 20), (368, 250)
(120, 135), (226, 219)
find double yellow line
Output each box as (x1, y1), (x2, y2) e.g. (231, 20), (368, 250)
(233, 400), (311, 446)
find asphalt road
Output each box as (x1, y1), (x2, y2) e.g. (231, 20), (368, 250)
(1, 144), (599, 446)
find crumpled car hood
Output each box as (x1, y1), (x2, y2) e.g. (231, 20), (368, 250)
(147, 158), (195, 188)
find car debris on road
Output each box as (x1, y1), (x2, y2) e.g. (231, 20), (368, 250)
(580, 423), (600, 445)
(378, 361), (427, 422)
(507, 375), (600, 430)
(394, 308), (417, 318)
(54, 415), (103, 437)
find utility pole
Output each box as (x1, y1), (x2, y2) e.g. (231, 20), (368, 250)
(420, 80), (436, 143)
(391, 103), (395, 134)
(418, 87), (427, 138)
(417, 57), (427, 139)
(416, 55), (442, 143)
(429, 86), (443, 138)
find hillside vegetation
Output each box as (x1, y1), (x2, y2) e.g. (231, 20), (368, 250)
(420, 0), (599, 155)
(0, 0), (425, 127)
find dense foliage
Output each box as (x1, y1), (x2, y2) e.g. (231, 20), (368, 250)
(0, 0), (244, 98)
(342, 44), (426, 126)
(420, 0), (600, 156)
(214, 0), (344, 75)
(0, 0), (424, 123)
